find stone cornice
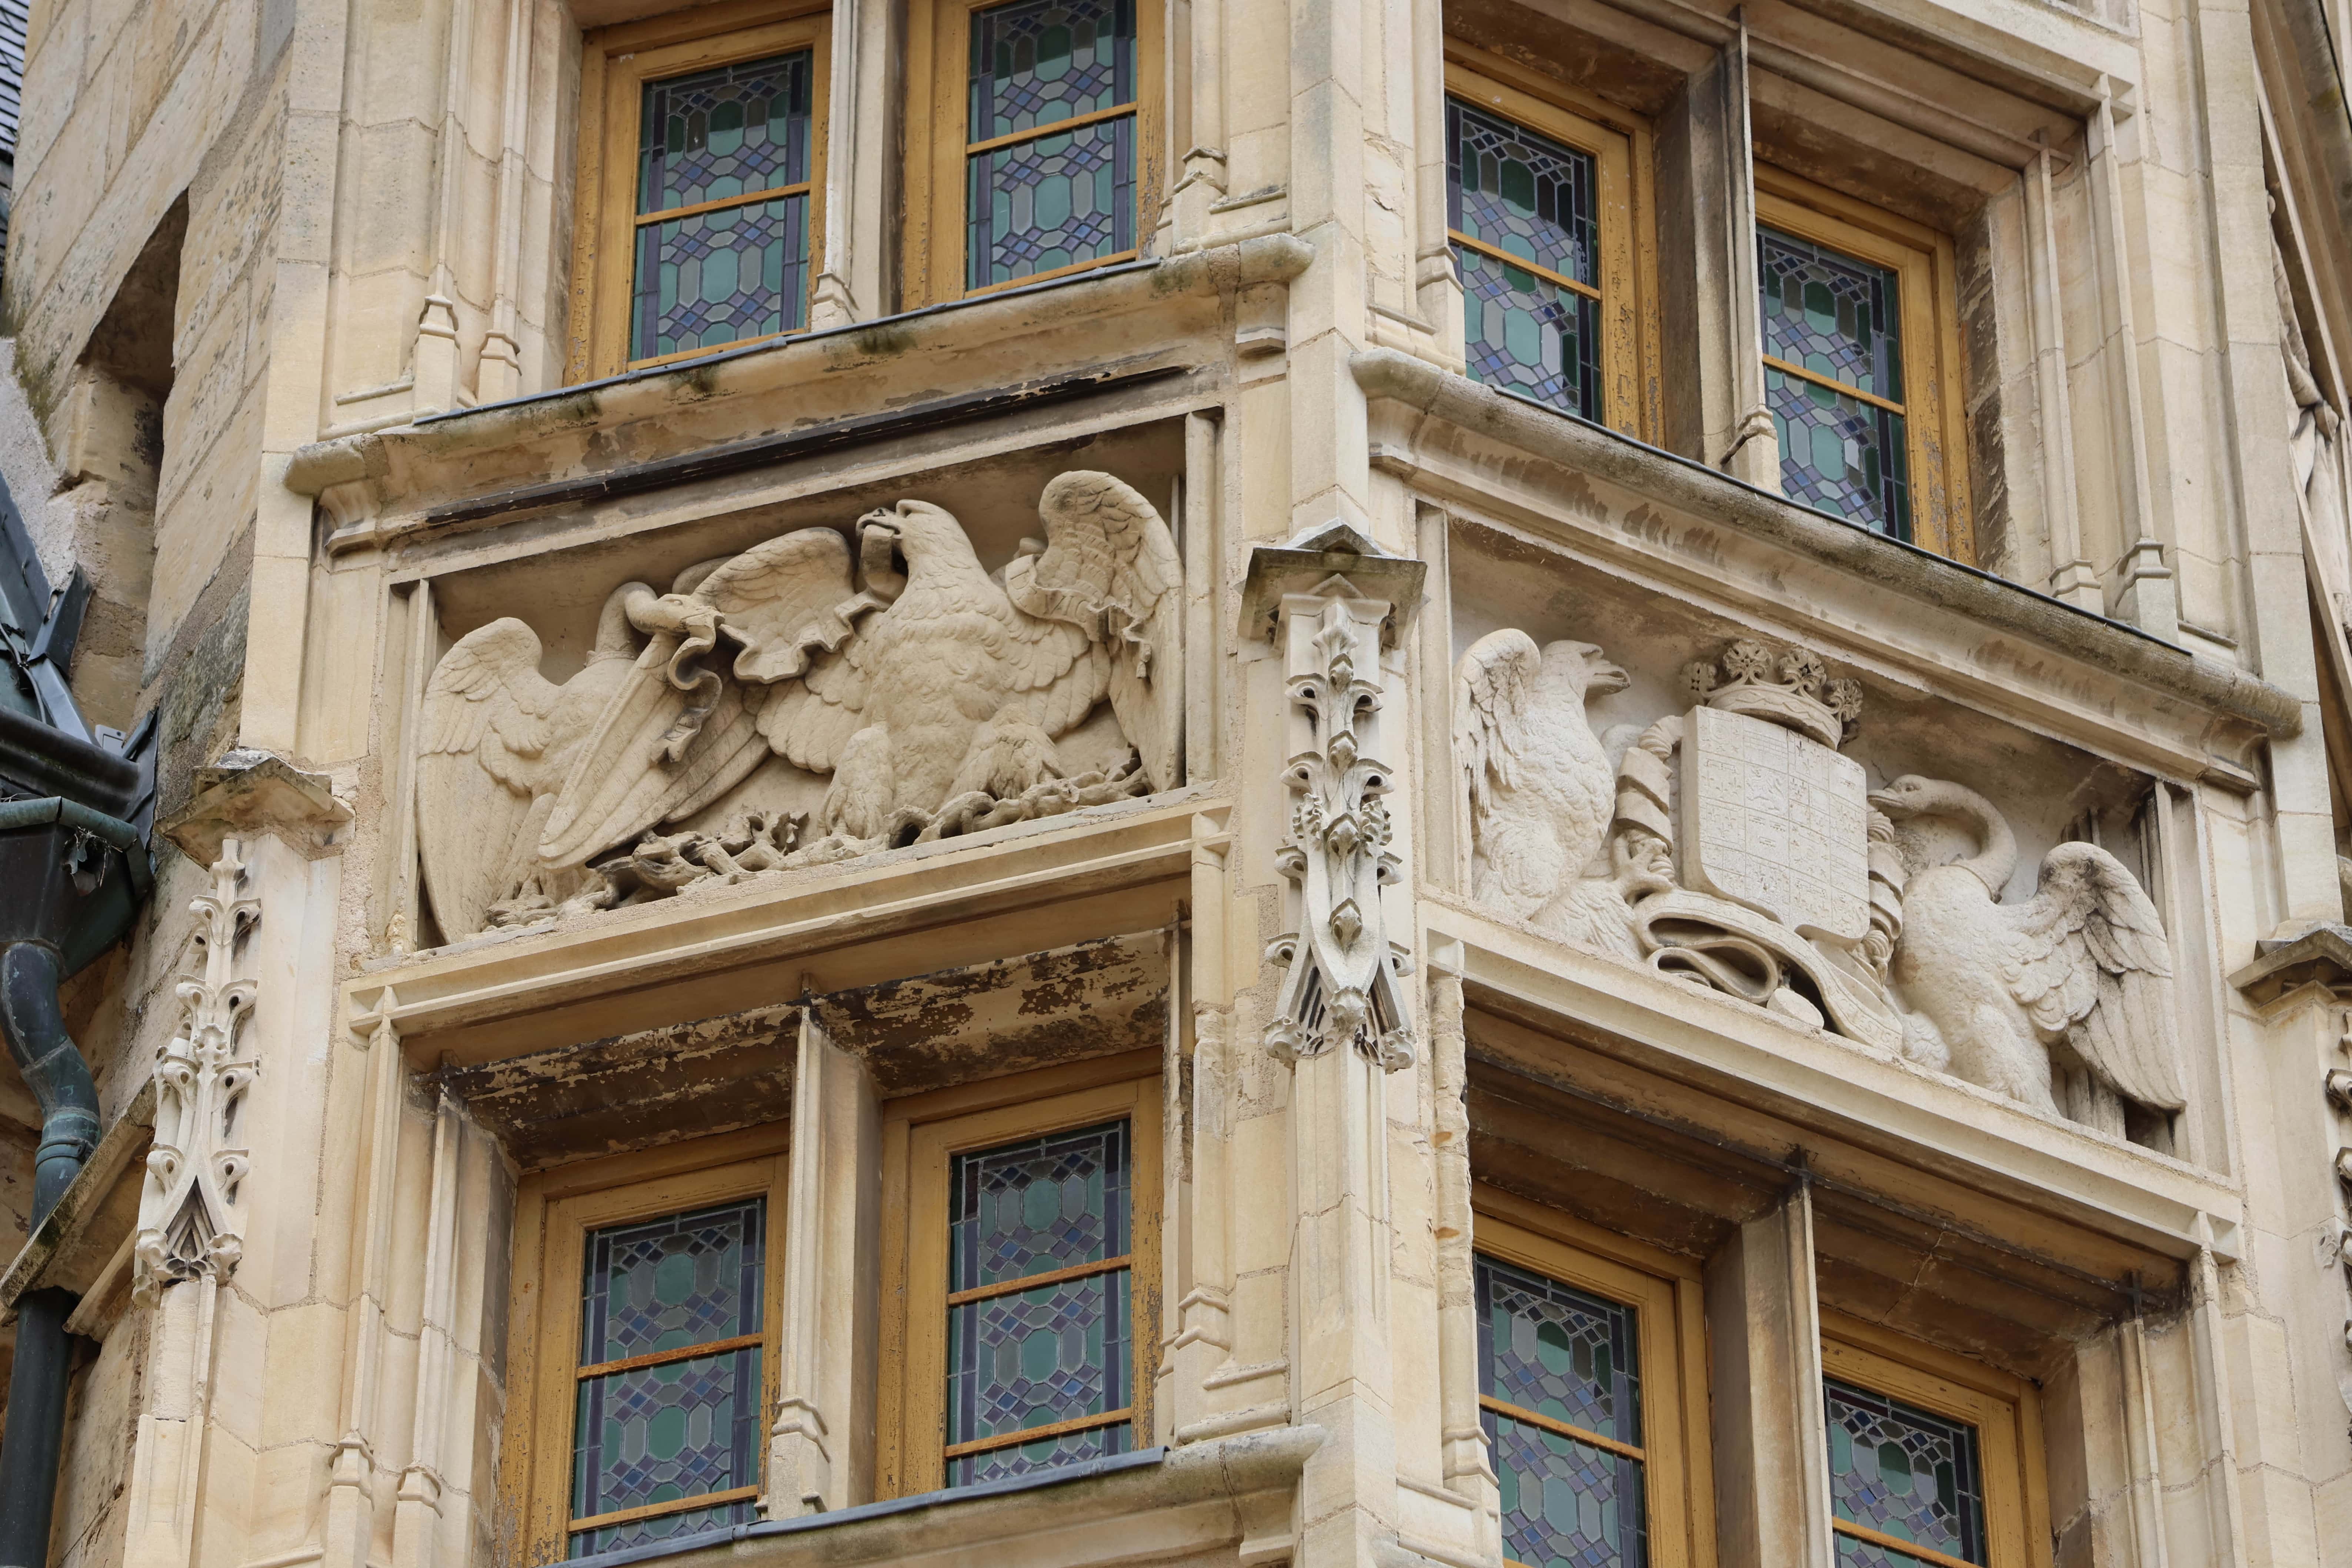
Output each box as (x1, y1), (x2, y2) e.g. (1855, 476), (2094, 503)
(1354, 348), (2302, 777)
(283, 236), (1315, 558)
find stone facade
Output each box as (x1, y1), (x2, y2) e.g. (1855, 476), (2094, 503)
(1, 0), (2351, 1564)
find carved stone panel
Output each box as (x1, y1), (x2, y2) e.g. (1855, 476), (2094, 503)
(1680, 704), (1870, 943)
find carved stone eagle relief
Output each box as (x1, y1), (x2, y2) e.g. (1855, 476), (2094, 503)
(417, 472), (1183, 938)
(1456, 633), (2187, 1137)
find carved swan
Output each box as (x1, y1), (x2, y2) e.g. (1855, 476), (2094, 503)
(1867, 775), (2184, 1134)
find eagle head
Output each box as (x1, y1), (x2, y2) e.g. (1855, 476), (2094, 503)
(858, 500), (973, 574)
(1542, 640), (1629, 698)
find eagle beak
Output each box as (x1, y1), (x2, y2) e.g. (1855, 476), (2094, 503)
(1592, 661), (1631, 693)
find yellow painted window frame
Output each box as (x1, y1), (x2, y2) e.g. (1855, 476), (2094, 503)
(1753, 165), (1973, 563)
(500, 1125), (792, 1565)
(567, 0), (833, 382)
(1819, 1314), (2052, 1568)
(877, 1053), (1164, 1498)
(1473, 1184), (1717, 1568)
(1442, 43), (1662, 444)
(902, 0), (1165, 307)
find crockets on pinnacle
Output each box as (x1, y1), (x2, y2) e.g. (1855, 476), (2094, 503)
(1265, 596), (1415, 1070)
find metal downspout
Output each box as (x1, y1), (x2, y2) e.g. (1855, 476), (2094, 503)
(0, 939), (101, 1568)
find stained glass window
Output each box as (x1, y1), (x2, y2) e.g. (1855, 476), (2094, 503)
(631, 51), (814, 363)
(1476, 1254), (1648, 1568)
(1758, 226), (1911, 541)
(567, 1198), (767, 1556)
(964, 0), (1138, 291)
(1824, 1379), (1988, 1567)
(1447, 98), (1604, 423)
(943, 1119), (1134, 1485)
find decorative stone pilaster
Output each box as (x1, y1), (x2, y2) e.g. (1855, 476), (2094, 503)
(133, 840), (259, 1300)
(1242, 524), (1427, 1072)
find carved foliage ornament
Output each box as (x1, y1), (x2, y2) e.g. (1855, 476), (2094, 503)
(416, 472), (1182, 938)
(136, 839), (260, 1300)
(1266, 586), (1414, 1071)
(1457, 634), (2186, 1133)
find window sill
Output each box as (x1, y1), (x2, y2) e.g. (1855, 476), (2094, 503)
(561, 1424), (1318, 1568)
(1354, 346), (2300, 783)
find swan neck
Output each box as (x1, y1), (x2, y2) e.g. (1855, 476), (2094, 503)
(1944, 784), (2018, 894)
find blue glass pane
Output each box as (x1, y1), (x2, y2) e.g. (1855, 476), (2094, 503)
(966, 117), (1134, 288)
(1767, 363), (1910, 539)
(1457, 245), (1601, 421)
(580, 1198), (764, 1364)
(631, 194), (808, 360)
(1448, 99), (1596, 286)
(1477, 1256), (1642, 1445)
(949, 1419), (1131, 1487)
(1758, 226), (1902, 401)
(1825, 1379), (1987, 1565)
(968, 0), (1133, 141)
(951, 1120), (1130, 1290)
(1485, 1413), (1647, 1568)
(638, 51), (813, 214)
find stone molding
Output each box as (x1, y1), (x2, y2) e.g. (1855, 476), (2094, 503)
(1353, 347), (2302, 755)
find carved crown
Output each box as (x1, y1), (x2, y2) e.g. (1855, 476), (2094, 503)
(1681, 639), (1863, 748)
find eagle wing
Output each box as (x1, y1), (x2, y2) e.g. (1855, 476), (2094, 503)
(417, 620), (565, 938)
(2003, 840), (2185, 1110)
(1001, 472), (1183, 785)
(1455, 630), (1540, 818)
(1453, 631), (1561, 917)
(539, 530), (866, 867)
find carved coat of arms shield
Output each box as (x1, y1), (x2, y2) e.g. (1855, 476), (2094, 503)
(1678, 704), (1871, 943)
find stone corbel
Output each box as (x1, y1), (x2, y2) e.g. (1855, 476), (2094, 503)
(159, 748), (354, 865)
(2229, 924), (2352, 1010)
(1243, 526), (1427, 1070)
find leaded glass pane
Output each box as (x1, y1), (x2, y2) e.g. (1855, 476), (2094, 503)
(632, 195), (808, 361)
(570, 1346), (764, 1551)
(570, 1498), (750, 1558)
(1475, 1256), (1647, 1568)
(1766, 361), (1910, 539)
(964, 0), (1135, 290)
(1446, 99), (1603, 421)
(950, 1120), (1130, 1290)
(949, 1272), (1130, 1445)
(630, 51), (813, 360)
(1486, 1412), (1647, 1568)
(968, 0), (1133, 142)
(1758, 227), (1902, 401)
(580, 1198), (764, 1363)
(1477, 1256), (1642, 1444)
(1825, 1379), (1988, 1565)
(944, 1120), (1132, 1485)
(1448, 100), (1597, 285)
(949, 1419), (1131, 1487)
(638, 53), (813, 214)
(1457, 246), (1601, 421)
(967, 117), (1134, 289)
(568, 1197), (766, 1558)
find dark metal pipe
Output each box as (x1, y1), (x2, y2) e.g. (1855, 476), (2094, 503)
(0, 1289), (74, 1568)
(0, 940), (95, 1568)
(1, 943), (99, 1217)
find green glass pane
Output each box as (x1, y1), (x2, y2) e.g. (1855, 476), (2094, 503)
(1757, 226), (1902, 401)
(1765, 363), (1910, 540)
(638, 51), (812, 214)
